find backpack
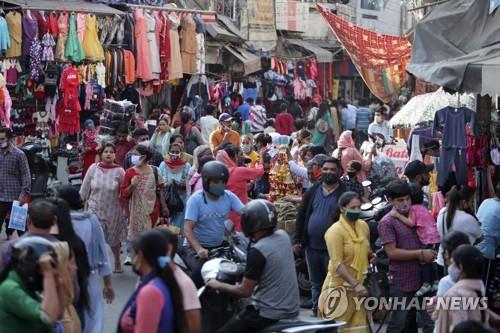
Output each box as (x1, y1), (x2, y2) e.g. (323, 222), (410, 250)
(184, 127), (198, 155)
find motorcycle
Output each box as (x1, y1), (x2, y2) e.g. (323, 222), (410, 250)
(198, 252), (346, 333)
(20, 142), (51, 200)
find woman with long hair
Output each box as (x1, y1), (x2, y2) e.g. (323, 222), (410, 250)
(436, 185), (482, 269)
(175, 109), (203, 155)
(319, 191), (374, 332)
(150, 116), (173, 156)
(333, 130), (374, 181)
(312, 101), (334, 152)
(118, 229), (185, 333)
(120, 145), (168, 255)
(159, 143), (191, 230)
(79, 143), (127, 273)
(48, 197), (90, 326)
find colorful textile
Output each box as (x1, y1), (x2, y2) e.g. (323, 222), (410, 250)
(317, 5), (412, 102)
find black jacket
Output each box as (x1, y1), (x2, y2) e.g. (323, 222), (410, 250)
(294, 181), (346, 247)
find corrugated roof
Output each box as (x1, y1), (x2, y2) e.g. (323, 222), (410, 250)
(206, 23), (241, 43)
(224, 46), (261, 75)
(2, 0), (124, 15)
(286, 39), (334, 63)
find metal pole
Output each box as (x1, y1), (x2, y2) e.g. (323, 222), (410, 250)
(121, 3), (216, 15)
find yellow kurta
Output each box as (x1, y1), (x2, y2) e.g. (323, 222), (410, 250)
(320, 220), (371, 333)
(5, 11), (22, 58)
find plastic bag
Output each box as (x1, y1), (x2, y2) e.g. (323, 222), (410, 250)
(8, 200), (28, 231)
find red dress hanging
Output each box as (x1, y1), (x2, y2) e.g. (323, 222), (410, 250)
(57, 67), (81, 135)
(159, 12), (171, 81)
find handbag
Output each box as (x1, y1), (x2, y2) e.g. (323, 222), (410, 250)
(363, 264), (389, 299)
(165, 182), (184, 215)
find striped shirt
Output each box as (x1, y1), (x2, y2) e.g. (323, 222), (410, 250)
(250, 105), (267, 133)
(0, 146), (31, 202)
(356, 107), (373, 131)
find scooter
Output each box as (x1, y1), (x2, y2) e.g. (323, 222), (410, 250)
(198, 255), (346, 333)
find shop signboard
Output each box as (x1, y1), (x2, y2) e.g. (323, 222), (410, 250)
(382, 141), (409, 177)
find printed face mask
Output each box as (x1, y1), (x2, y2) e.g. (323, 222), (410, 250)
(131, 155), (142, 166)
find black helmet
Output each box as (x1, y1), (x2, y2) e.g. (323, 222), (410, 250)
(10, 236), (57, 293)
(240, 199), (277, 237)
(201, 161), (229, 192)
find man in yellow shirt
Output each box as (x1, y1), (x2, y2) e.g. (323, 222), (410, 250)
(209, 113), (241, 152)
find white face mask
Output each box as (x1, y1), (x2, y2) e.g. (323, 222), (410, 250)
(448, 263), (460, 282)
(139, 140), (150, 147)
(241, 144), (251, 154)
(0, 141), (8, 149)
(131, 155), (142, 166)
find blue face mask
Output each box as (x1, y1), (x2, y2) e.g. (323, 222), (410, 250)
(209, 183), (226, 196)
(131, 155), (142, 166)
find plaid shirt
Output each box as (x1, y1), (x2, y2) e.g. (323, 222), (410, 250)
(378, 214), (422, 292)
(341, 176), (364, 198)
(0, 146), (31, 202)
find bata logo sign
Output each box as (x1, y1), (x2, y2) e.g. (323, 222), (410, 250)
(382, 142), (409, 176)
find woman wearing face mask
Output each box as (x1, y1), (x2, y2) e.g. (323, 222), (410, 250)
(436, 185), (482, 271)
(80, 143), (127, 273)
(159, 143), (191, 230)
(216, 143), (264, 231)
(120, 145), (169, 252)
(241, 134), (259, 168)
(435, 245), (488, 333)
(333, 130), (374, 181)
(150, 116), (173, 157)
(175, 110), (203, 155)
(319, 191), (375, 332)
(186, 145), (213, 197)
(118, 230), (185, 333)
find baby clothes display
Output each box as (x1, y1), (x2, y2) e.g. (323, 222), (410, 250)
(2, 59), (22, 86)
(33, 110), (51, 137)
(58, 66), (81, 135)
(41, 32), (56, 62)
(56, 12), (69, 61)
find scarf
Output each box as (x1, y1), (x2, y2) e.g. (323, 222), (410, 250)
(337, 130), (356, 149)
(116, 272), (156, 333)
(339, 214), (369, 282)
(165, 156), (187, 170)
(98, 162), (121, 169)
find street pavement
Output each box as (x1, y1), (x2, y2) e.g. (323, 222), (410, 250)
(104, 265), (137, 333)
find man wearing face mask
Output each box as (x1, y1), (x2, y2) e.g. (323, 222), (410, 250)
(293, 157), (346, 316)
(404, 160), (434, 208)
(378, 180), (437, 333)
(209, 113), (241, 153)
(368, 108), (393, 142)
(183, 161), (244, 287)
(0, 127), (31, 240)
(123, 128), (163, 169)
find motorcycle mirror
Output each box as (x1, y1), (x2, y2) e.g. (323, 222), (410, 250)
(362, 180), (372, 188)
(361, 203), (373, 211)
(371, 197), (382, 205)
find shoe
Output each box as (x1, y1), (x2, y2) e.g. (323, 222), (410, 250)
(415, 283), (432, 297)
(123, 257), (132, 266)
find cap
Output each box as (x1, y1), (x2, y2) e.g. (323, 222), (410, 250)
(404, 160), (434, 179)
(347, 160), (362, 173)
(219, 113), (233, 122)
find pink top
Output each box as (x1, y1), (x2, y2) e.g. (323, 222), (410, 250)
(76, 13), (86, 42)
(409, 204), (440, 245)
(336, 130), (371, 181)
(173, 266), (201, 311)
(120, 283), (165, 333)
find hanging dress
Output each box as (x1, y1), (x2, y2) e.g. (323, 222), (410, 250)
(145, 12), (161, 80)
(180, 14), (197, 75)
(22, 12), (38, 56)
(65, 14), (85, 62)
(6, 11), (22, 58)
(159, 11), (171, 81)
(83, 14), (104, 62)
(41, 32), (56, 62)
(167, 12), (183, 80)
(76, 13), (86, 43)
(134, 9), (153, 81)
(56, 12), (69, 61)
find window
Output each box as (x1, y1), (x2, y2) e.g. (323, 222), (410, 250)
(213, 0), (245, 26)
(362, 14), (378, 20)
(361, 0), (381, 10)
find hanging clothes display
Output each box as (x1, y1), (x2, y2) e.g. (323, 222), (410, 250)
(22, 11), (38, 56)
(65, 14), (85, 62)
(34, 11), (49, 38)
(134, 8), (153, 81)
(83, 14), (105, 62)
(41, 32), (56, 62)
(55, 12), (69, 61)
(167, 12), (183, 80)
(433, 106), (478, 187)
(48, 12), (58, 36)
(159, 11), (171, 81)
(76, 13), (86, 43)
(123, 12), (135, 53)
(145, 11), (161, 80)
(58, 66), (81, 135)
(5, 11), (21, 57)
(29, 37), (42, 81)
(180, 14), (197, 75)
(194, 14), (205, 75)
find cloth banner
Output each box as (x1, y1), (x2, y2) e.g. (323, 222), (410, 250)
(317, 5), (412, 102)
(275, 0), (309, 32)
(247, 0), (277, 48)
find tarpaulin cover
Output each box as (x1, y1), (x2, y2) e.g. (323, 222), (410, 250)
(407, 0), (500, 96)
(317, 4), (412, 102)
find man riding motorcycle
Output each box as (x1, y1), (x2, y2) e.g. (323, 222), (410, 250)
(183, 161), (244, 287)
(206, 199), (300, 333)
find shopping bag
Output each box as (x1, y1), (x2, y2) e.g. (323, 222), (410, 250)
(8, 200), (28, 231)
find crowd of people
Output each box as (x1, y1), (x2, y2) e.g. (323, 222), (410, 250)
(0, 94), (498, 333)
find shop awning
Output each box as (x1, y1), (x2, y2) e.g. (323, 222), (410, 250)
(285, 39), (333, 63)
(224, 45), (261, 75)
(206, 41), (224, 65)
(217, 15), (247, 41)
(2, 0), (124, 15)
(206, 23), (242, 43)
(407, 0), (500, 95)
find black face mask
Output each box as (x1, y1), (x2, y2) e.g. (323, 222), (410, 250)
(347, 171), (357, 178)
(322, 173), (338, 185)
